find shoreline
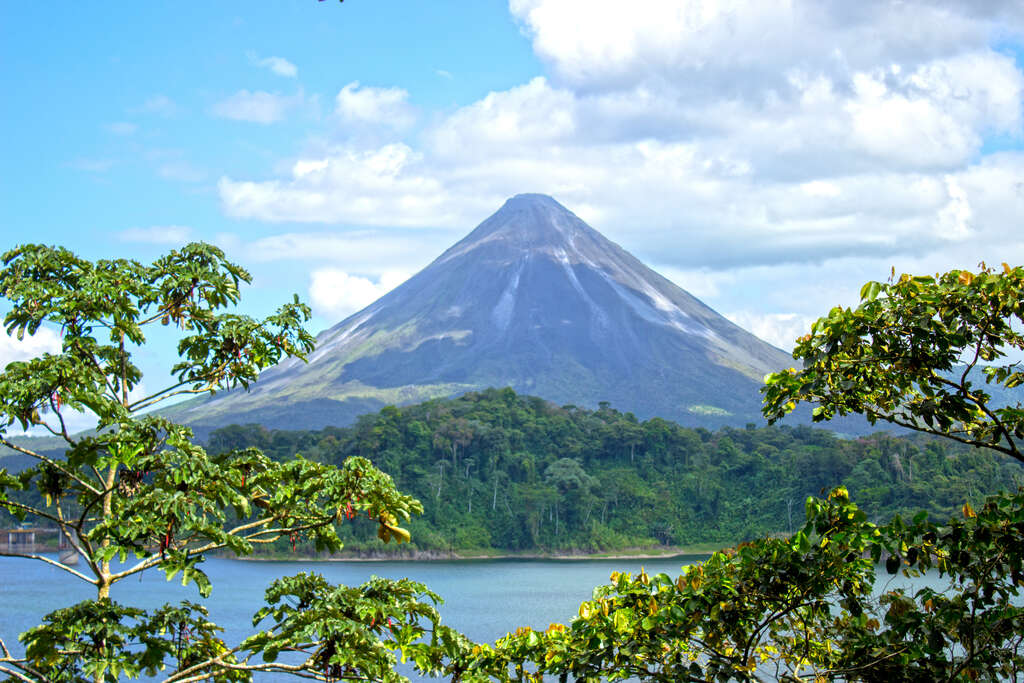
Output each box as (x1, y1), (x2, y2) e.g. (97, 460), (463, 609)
(233, 545), (723, 563)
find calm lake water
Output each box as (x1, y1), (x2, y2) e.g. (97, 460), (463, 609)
(1, 553), (706, 680)
(2, 553), (960, 681)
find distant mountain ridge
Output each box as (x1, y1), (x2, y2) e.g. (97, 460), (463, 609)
(168, 194), (795, 436)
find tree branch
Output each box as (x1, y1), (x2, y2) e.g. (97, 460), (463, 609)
(863, 407), (1023, 465)
(0, 437), (101, 496)
(933, 374), (1020, 461)
(0, 549), (97, 583)
(129, 385), (223, 413)
(163, 647), (391, 683)
(0, 499), (65, 527)
(55, 504), (87, 566)
(0, 662), (43, 683)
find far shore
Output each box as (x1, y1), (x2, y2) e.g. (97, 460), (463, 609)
(233, 544), (724, 563)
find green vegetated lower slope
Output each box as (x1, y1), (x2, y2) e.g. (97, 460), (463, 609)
(206, 387), (1024, 556)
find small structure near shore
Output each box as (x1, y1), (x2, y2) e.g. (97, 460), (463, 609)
(1, 526), (73, 554)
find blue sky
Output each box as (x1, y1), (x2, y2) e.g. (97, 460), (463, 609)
(1, 2), (536, 262)
(3, 1), (1024, 426)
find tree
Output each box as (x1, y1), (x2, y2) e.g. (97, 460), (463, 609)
(455, 266), (1024, 682)
(464, 487), (1024, 682)
(762, 264), (1024, 463)
(0, 244), (465, 682)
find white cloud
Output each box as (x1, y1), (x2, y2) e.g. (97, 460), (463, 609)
(508, 0), (1021, 93)
(293, 159), (329, 177)
(431, 77), (576, 153)
(841, 53), (1023, 169)
(6, 406), (103, 439)
(222, 229), (444, 276)
(0, 327), (61, 369)
(212, 90), (303, 124)
(213, 0), (1024, 340)
(219, 144), (464, 225)
(499, 1), (1023, 175)
(309, 268), (410, 317)
(335, 82), (415, 130)
(248, 52), (298, 78)
(657, 267), (729, 300)
(217, 136), (1024, 269)
(724, 311), (818, 352)
(118, 226), (194, 245)
(216, 0), (1024, 251)
(936, 175), (973, 240)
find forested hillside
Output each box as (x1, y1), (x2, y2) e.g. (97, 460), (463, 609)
(207, 388), (1024, 555)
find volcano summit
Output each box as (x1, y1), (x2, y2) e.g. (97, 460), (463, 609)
(172, 194), (793, 434)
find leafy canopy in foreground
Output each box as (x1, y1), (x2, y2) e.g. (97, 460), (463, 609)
(3, 248), (1022, 683)
(449, 265), (1024, 683)
(762, 264), (1024, 463)
(0, 243), (453, 682)
(460, 487), (1024, 682)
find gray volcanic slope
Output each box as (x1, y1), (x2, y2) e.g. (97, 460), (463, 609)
(170, 194), (795, 435)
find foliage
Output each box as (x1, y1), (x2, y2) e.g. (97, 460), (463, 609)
(762, 264), (1024, 463)
(5, 249), (1024, 683)
(204, 389), (1022, 556)
(460, 486), (1024, 682)
(0, 244), (449, 682)
(442, 265), (1024, 682)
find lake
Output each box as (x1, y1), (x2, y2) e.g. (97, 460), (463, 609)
(2, 553), (961, 681)
(1, 553), (707, 680)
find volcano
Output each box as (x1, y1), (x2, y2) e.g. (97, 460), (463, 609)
(171, 194), (794, 435)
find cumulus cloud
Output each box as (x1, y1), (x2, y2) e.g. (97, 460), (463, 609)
(248, 52), (298, 78)
(724, 311), (818, 353)
(0, 327), (61, 369)
(218, 144), (467, 225)
(508, 0), (1021, 93)
(212, 90), (304, 124)
(221, 229), (446, 277)
(431, 77), (576, 153)
(119, 226), (194, 245)
(335, 82), (416, 130)
(309, 269), (410, 317)
(936, 175), (973, 240)
(214, 0), (1024, 343)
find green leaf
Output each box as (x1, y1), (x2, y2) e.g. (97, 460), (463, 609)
(859, 280), (883, 302)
